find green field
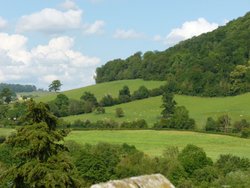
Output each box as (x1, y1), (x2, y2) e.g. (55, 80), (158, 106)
(65, 130), (250, 160)
(1, 128), (249, 161)
(36, 79), (165, 103)
(63, 92), (250, 129)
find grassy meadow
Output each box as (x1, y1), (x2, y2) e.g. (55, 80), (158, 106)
(1, 128), (250, 161)
(36, 79), (165, 103)
(63, 92), (250, 129)
(66, 130), (250, 161)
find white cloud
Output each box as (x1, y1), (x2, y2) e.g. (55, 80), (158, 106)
(16, 8), (82, 33)
(60, 0), (78, 10)
(0, 17), (7, 29)
(0, 33), (100, 90)
(113, 29), (144, 39)
(155, 18), (218, 46)
(84, 20), (105, 35)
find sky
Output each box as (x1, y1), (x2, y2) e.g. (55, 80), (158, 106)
(0, 0), (249, 90)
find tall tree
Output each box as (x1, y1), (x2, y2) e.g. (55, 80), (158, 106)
(0, 100), (83, 187)
(161, 92), (176, 118)
(49, 80), (62, 92)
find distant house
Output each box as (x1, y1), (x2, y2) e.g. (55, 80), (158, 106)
(91, 174), (175, 188)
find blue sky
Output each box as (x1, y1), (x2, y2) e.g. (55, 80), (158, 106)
(0, 0), (249, 90)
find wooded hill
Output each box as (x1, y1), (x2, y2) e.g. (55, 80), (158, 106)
(95, 12), (250, 96)
(0, 83), (37, 93)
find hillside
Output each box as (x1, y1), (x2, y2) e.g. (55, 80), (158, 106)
(2, 128), (250, 160)
(95, 12), (250, 96)
(36, 79), (165, 103)
(66, 130), (250, 160)
(63, 92), (250, 128)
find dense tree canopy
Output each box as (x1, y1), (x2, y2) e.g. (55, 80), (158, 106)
(95, 12), (250, 96)
(0, 101), (83, 187)
(0, 83), (36, 93)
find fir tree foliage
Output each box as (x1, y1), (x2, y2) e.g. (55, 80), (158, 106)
(0, 100), (83, 188)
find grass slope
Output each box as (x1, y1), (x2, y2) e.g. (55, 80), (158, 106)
(66, 130), (250, 160)
(64, 93), (250, 129)
(1, 128), (249, 160)
(36, 79), (165, 103)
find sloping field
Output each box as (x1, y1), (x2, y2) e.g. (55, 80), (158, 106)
(64, 92), (250, 128)
(66, 130), (250, 161)
(1, 128), (249, 160)
(36, 79), (165, 103)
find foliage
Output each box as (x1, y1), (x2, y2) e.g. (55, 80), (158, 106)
(241, 128), (250, 138)
(120, 119), (148, 129)
(49, 80), (62, 92)
(215, 154), (250, 175)
(205, 117), (217, 131)
(75, 143), (121, 185)
(0, 83), (36, 93)
(115, 108), (124, 117)
(132, 86), (149, 100)
(178, 144), (213, 175)
(95, 106), (105, 114)
(99, 94), (117, 107)
(95, 12), (250, 96)
(118, 85), (131, 103)
(161, 92), (176, 118)
(0, 88), (16, 104)
(0, 101), (83, 187)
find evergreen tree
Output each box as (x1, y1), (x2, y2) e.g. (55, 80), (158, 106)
(0, 101), (83, 187)
(161, 92), (176, 118)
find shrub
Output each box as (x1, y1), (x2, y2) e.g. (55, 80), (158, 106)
(178, 144), (213, 175)
(0, 136), (6, 144)
(95, 106), (105, 114)
(100, 94), (117, 107)
(215, 154), (250, 175)
(205, 117), (217, 131)
(233, 119), (250, 133)
(115, 108), (124, 118)
(132, 86), (149, 100)
(120, 119), (148, 129)
(241, 128), (250, 138)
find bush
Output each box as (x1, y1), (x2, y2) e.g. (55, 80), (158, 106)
(155, 106), (195, 130)
(95, 106), (105, 114)
(233, 119), (249, 133)
(241, 128), (250, 138)
(132, 86), (149, 100)
(115, 108), (124, 118)
(0, 136), (6, 144)
(215, 154), (250, 175)
(178, 144), (213, 175)
(205, 117), (217, 131)
(120, 119), (148, 129)
(100, 94), (117, 107)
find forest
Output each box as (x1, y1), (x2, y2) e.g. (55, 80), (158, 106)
(95, 12), (250, 96)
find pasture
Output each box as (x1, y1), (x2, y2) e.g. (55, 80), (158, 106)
(36, 79), (165, 103)
(66, 130), (250, 161)
(63, 92), (250, 129)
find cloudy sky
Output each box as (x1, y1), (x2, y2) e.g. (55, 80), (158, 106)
(0, 0), (249, 90)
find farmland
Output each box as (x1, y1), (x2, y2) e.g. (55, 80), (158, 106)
(63, 92), (250, 129)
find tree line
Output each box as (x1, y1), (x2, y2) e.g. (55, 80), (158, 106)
(0, 83), (36, 93)
(95, 12), (250, 97)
